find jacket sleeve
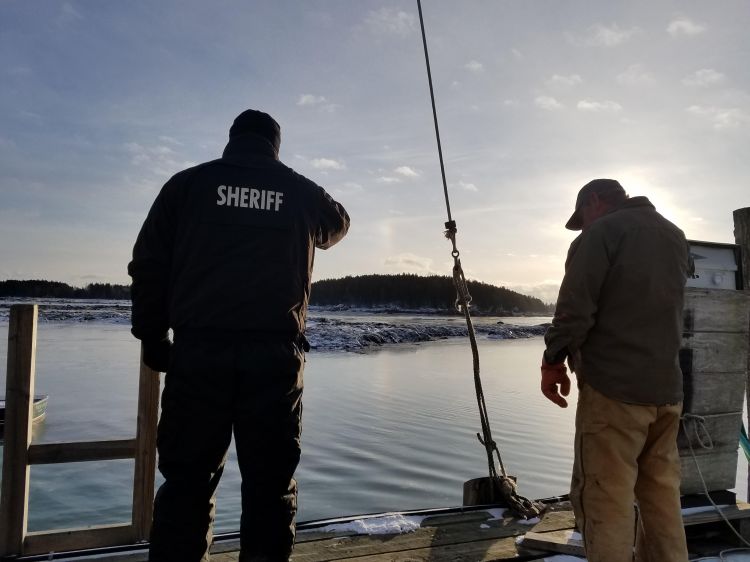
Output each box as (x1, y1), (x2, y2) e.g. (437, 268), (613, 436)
(544, 228), (613, 365)
(314, 184), (350, 250)
(127, 178), (180, 342)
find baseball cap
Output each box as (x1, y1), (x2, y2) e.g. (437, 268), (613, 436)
(565, 179), (626, 230)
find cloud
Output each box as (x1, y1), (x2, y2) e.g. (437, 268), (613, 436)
(682, 68), (725, 87)
(546, 74), (582, 88)
(687, 105), (750, 130)
(667, 18), (706, 37)
(297, 94), (338, 113)
(365, 7), (416, 36)
(617, 64), (655, 85)
(297, 94), (326, 106)
(158, 135), (183, 146)
(58, 2), (83, 26)
(310, 157), (346, 170)
(456, 180), (478, 192)
(577, 99), (623, 112)
(507, 282), (560, 304)
(384, 252), (435, 273)
(511, 48), (524, 59)
(465, 60), (485, 73)
(395, 166), (420, 177)
(377, 176), (401, 184)
(124, 142), (195, 180)
(535, 96), (563, 111)
(584, 23), (641, 47)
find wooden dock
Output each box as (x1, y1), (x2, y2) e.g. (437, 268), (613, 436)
(33, 500), (750, 561)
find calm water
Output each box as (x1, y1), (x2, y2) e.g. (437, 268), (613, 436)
(0, 316), (745, 534)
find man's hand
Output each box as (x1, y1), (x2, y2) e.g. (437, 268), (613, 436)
(541, 357), (571, 408)
(142, 337), (172, 372)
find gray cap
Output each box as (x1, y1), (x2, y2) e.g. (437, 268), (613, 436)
(565, 178), (625, 230)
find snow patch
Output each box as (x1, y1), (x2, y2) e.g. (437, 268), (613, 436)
(319, 514), (426, 535)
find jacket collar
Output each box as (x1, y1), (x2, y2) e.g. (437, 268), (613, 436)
(222, 133), (279, 162)
(619, 195), (654, 210)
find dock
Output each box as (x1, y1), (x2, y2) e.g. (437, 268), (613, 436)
(16, 500), (747, 561)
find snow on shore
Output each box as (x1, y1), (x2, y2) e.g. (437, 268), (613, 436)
(0, 298), (548, 352)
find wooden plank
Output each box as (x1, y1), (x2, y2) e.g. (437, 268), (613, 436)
(27, 439), (137, 464)
(521, 530), (584, 556)
(285, 534), (535, 562)
(683, 287), (750, 334)
(132, 347), (161, 542)
(0, 304), (38, 557)
(682, 371), (745, 415)
(682, 501), (750, 526)
(286, 508), (573, 561)
(680, 450), (739, 495)
(23, 523), (136, 556)
(681, 332), (749, 374)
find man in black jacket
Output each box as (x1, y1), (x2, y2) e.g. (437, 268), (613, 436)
(128, 109), (349, 562)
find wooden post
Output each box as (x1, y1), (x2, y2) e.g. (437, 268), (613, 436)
(131, 347), (161, 541)
(734, 207), (750, 502)
(0, 305), (38, 557)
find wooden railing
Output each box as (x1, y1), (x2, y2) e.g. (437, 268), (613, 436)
(0, 304), (160, 557)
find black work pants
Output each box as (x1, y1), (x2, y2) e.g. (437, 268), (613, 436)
(148, 337), (304, 562)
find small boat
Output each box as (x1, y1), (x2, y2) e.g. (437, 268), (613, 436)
(0, 394), (49, 430)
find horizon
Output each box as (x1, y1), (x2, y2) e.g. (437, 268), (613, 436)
(0, 272), (555, 305)
(1, 1), (748, 304)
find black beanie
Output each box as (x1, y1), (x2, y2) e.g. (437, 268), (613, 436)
(229, 109), (281, 154)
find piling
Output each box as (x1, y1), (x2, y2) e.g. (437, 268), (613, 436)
(733, 207), (750, 501)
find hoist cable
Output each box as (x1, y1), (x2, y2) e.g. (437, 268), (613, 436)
(415, 0), (543, 520)
(416, 0), (453, 226)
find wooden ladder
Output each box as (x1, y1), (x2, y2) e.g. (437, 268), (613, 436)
(0, 304), (160, 558)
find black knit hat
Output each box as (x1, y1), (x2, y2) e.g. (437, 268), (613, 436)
(229, 109), (281, 154)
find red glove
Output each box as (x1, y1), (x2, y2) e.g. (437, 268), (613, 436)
(541, 358), (570, 408)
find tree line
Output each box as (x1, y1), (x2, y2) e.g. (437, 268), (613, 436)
(310, 274), (552, 314)
(0, 280), (131, 300)
(0, 275), (553, 313)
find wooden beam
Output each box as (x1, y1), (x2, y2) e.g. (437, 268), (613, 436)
(132, 345), (161, 542)
(27, 439), (137, 465)
(23, 523), (136, 556)
(735, 207), (750, 503)
(521, 529), (584, 556)
(0, 304), (38, 557)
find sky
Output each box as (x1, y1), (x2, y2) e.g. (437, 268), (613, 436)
(1, 1), (749, 303)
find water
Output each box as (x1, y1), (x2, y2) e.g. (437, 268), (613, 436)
(0, 301), (745, 535)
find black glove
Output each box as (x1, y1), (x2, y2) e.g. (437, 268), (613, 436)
(142, 337), (172, 372)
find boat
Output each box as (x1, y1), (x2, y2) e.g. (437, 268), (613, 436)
(0, 394), (49, 431)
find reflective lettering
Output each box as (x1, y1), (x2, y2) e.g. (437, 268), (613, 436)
(226, 186), (240, 206)
(215, 184), (284, 212)
(250, 189), (260, 209)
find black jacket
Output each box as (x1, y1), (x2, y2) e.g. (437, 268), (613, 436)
(128, 133), (349, 342)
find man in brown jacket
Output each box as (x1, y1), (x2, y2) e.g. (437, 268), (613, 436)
(542, 179), (691, 561)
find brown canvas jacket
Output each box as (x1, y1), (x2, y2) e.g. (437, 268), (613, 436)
(544, 196), (691, 405)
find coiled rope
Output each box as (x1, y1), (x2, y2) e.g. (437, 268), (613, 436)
(416, 0), (542, 519)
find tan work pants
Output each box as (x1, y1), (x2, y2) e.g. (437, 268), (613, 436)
(570, 384), (688, 562)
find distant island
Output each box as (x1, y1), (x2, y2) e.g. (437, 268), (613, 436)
(311, 274), (552, 314)
(0, 274), (553, 314)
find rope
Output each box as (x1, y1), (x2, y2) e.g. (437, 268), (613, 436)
(416, 0), (541, 520)
(682, 413), (714, 451)
(680, 415), (750, 549)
